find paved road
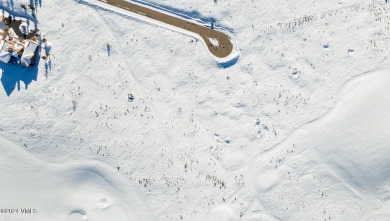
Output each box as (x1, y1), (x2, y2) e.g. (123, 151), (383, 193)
(98, 0), (233, 58)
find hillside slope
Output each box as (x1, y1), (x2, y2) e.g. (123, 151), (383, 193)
(0, 0), (389, 220)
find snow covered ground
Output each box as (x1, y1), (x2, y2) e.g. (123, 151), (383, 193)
(0, 135), (155, 221)
(0, 0), (389, 220)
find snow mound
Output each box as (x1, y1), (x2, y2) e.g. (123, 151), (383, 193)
(252, 70), (390, 220)
(0, 136), (155, 221)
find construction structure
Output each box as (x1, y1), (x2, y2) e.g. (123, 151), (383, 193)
(0, 14), (39, 67)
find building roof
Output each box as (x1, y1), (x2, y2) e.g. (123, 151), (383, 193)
(0, 40), (12, 63)
(21, 41), (38, 66)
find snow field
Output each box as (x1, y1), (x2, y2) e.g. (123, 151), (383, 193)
(0, 0), (389, 220)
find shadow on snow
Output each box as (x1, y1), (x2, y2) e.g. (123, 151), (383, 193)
(0, 55), (40, 96)
(218, 56), (239, 69)
(0, 1), (42, 96)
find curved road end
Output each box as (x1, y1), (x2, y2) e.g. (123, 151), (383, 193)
(98, 0), (234, 58)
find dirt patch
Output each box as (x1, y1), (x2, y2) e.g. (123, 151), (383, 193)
(2, 16), (37, 40)
(99, 0), (233, 58)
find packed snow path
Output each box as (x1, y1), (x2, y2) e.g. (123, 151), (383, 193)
(97, 0), (234, 58)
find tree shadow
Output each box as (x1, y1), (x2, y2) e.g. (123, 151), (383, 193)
(44, 58), (51, 78)
(9, 0), (14, 11)
(30, 0), (39, 10)
(0, 56), (39, 96)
